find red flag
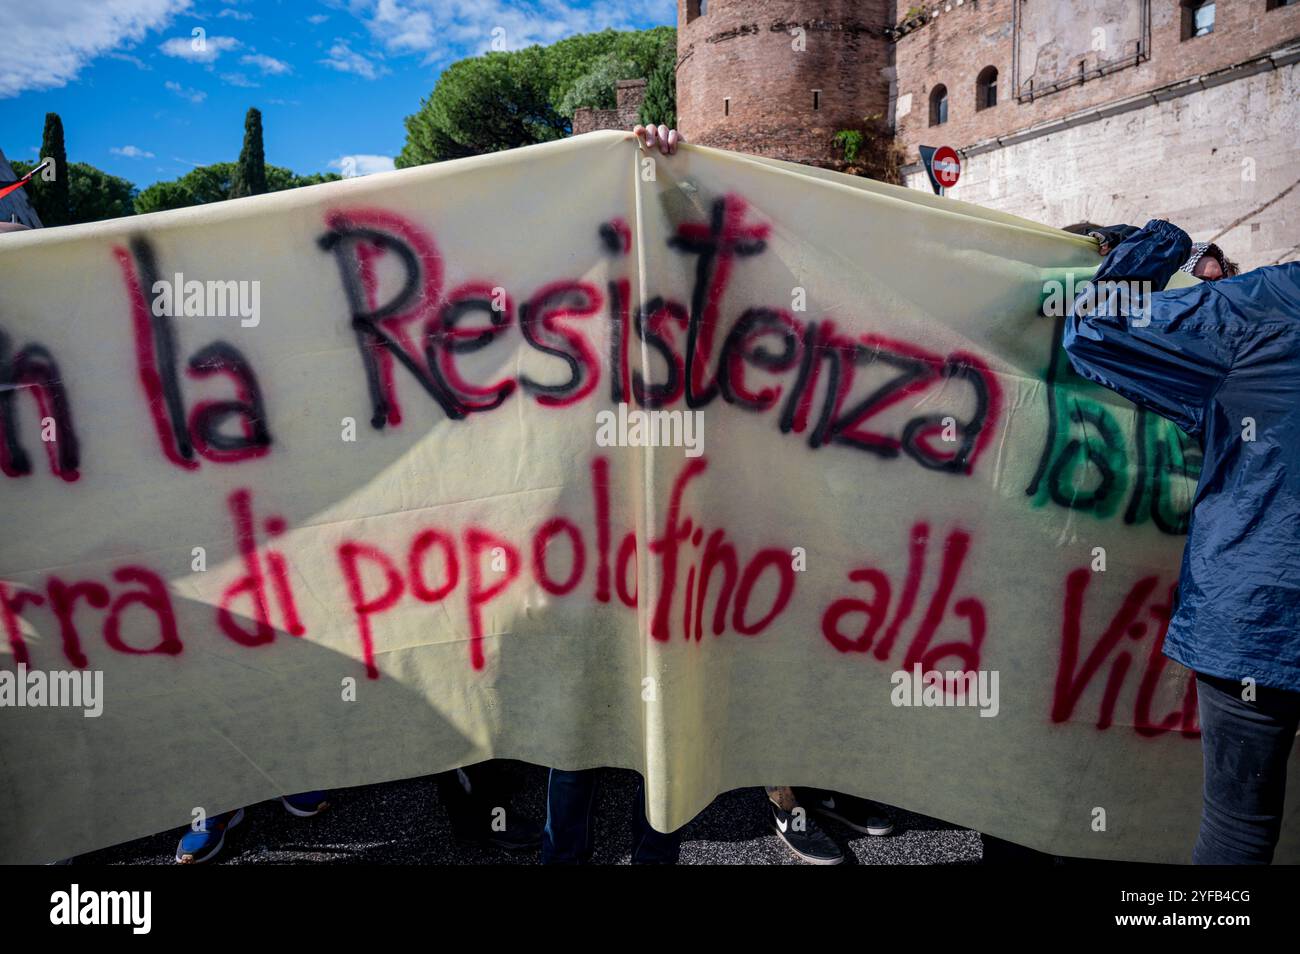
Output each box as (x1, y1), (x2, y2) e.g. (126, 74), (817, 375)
(0, 158), (52, 201)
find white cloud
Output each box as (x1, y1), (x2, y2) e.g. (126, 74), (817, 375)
(320, 41), (387, 80)
(219, 72), (259, 87)
(164, 79), (207, 103)
(242, 53), (291, 75)
(370, 0), (435, 53)
(307, 14), (329, 25)
(107, 51), (152, 70)
(218, 9), (253, 19)
(111, 145), (155, 158)
(330, 154), (397, 177)
(355, 0), (675, 59)
(159, 33), (242, 63)
(0, 0), (190, 98)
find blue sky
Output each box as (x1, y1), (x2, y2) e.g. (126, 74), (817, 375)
(1, 0), (674, 188)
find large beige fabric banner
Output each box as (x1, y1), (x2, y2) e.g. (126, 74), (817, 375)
(0, 131), (1295, 865)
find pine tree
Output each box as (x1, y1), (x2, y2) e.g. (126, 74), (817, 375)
(638, 56), (676, 130)
(34, 112), (71, 226)
(231, 108), (268, 198)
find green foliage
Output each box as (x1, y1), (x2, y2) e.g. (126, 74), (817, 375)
(13, 159), (136, 224)
(559, 52), (638, 117)
(397, 47), (565, 167)
(638, 54), (677, 129)
(286, 171), (345, 188)
(542, 26), (675, 105)
(132, 179), (195, 216)
(65, 162), (137, 222)
(137, 164), (238, 213)
(32, 112), (71, 226)
(833, 130), (864, 165)
(397, 26), (676, 167)
(134, 162), (341, 215)
(232, 107), (268, 198)
(834, 115), (904, 185)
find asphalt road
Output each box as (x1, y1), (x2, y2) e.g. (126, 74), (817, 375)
(74, 762), (983, 865)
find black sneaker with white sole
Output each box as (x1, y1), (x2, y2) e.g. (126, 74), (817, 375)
(770, 802), (844, 864)
(793, 787), (895, 836)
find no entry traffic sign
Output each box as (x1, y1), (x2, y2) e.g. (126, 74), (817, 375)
(931, 146), (961, 189)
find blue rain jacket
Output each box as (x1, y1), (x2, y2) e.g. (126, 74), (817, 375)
(1063, 219), (1300, 692)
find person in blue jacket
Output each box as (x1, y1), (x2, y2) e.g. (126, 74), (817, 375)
(1063, 219), (1300, 864)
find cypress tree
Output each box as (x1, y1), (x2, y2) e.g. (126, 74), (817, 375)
(231, 107), (268, 198)
(34, 112), (71, 226)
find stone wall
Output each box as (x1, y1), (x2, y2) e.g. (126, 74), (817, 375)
(903, 57), (1300, 270)
(573, 78), (649, 135)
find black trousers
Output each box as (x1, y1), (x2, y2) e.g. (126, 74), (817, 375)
(1193, 672), (1300, 865)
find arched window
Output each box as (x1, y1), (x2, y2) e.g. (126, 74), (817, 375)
(929, 84), (948, 126)
(976, 67), (998, 110)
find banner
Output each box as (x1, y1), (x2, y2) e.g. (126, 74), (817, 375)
(1, 131), (1296, 864)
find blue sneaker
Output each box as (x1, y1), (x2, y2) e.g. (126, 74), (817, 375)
(280, 791), (329, 817)
(175, 807), (244, 864)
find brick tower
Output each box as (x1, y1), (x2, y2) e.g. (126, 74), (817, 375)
(675, 0), (895, 169)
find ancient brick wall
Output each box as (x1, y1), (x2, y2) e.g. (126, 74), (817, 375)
(892, 0), (1300, 164)
(573, 79), (649, 135)
(676, 0), (895, 168)
(669, 1), (1298, 266)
